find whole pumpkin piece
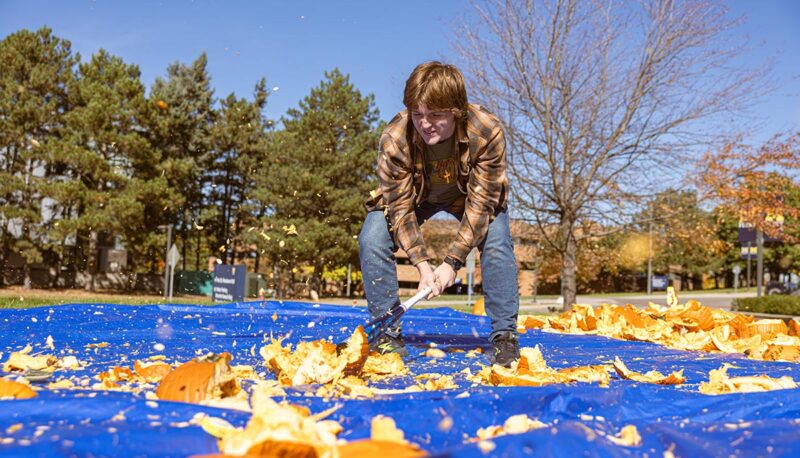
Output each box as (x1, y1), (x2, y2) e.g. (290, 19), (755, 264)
(156, 353), (240, 403)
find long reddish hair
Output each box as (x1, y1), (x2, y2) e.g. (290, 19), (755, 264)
(403, 61), (468, 119)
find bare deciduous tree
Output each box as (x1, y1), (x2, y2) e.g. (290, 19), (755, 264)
(454, 0), (765, 308)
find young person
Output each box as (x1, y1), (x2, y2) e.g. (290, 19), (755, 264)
(359, 61), (520, 366)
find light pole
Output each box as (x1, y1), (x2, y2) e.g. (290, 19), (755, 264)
(532, 240), (540, 304)
(158, 224), (173, 299)
(647, 217), (653, 295)
(756, 229), (764, 297)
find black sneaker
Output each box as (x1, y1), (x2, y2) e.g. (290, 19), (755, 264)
(490, 331), (520, 367)
(370, 333), (409, 358)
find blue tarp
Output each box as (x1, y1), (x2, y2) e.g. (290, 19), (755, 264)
(2, 300), (800, 457)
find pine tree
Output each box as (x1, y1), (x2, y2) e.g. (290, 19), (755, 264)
(48, 49), (161, 290)
(249, 69), (379, 296)
(207, 80), (269, 265)
(148, 54), (214, 271)
(0, 27), (75, 288)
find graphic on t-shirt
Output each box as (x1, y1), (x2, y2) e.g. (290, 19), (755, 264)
(428, 157), (457, 185)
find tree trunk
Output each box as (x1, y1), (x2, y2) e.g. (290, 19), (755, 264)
(85, 230), (98, 292)
(310, 261), (324, 299)
(23, 262), (32, 290)
(22, 220), (32, 290)
(181, 224), (187, 271)
(0, 229), (6, 288)
(51, 238), (67, 288)
(275, 264), (285, 299)
(195, 230), (201, 271)
(560, 220), (577, 311)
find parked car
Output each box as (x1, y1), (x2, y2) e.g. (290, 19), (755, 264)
(766, 280), (799, 296)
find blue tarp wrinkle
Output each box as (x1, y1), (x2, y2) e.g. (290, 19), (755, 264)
(1, 300), (799, 457)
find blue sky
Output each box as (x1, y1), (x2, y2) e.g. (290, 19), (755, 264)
(2, 0), (798, 139)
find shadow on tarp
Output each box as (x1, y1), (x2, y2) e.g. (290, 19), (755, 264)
(1, 300), (800, 457)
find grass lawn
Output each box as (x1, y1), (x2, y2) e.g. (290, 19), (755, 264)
(0, 287), (214, 309)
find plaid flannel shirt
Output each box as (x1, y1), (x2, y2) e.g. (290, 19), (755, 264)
(366, 104), (509, 266)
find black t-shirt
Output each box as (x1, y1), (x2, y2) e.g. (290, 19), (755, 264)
(423, 135), (462, 205)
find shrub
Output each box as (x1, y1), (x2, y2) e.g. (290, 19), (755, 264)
(732, 295), (800, 316)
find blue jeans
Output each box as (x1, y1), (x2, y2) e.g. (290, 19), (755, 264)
(358, 203), (519, 342)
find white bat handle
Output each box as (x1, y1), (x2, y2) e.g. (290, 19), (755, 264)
(400, 286), (433, 312)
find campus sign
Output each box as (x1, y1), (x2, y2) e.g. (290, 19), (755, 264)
(651, 275), (669, 291)
(740, 245), (758, 261)
(212, 264), (246, 302)
(737, 218), (782, 244)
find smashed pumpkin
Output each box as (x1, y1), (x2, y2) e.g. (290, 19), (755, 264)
(517, 298), (797, 363)
(216, 394), (342, 457)
(486, 346), (611, 387)
(259, 326), (375, 386)
(612, 357), (685, 385)
(739, 319), (788, 340)
(3, 345), (57, 373)
(699, 364), (797, 395)
(761, 344), (800, 362)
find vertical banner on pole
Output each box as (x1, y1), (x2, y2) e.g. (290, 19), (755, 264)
(166, 244), (180, 301)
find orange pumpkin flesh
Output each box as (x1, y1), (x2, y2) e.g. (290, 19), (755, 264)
(342, 326), (370, 376)
(134, 360), (173, 382)
(338, 440), (426, 457)
(0, 378), (37, 399)
(788, 318), (800, 337)
(245, 440), (318, 458)
(189, 440), (426, 458)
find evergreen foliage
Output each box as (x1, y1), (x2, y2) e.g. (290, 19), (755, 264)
(0, 27), (74, 288)
(246, 69), (379, 295)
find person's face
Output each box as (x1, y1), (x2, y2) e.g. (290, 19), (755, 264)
(410, 104), (456, 145)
